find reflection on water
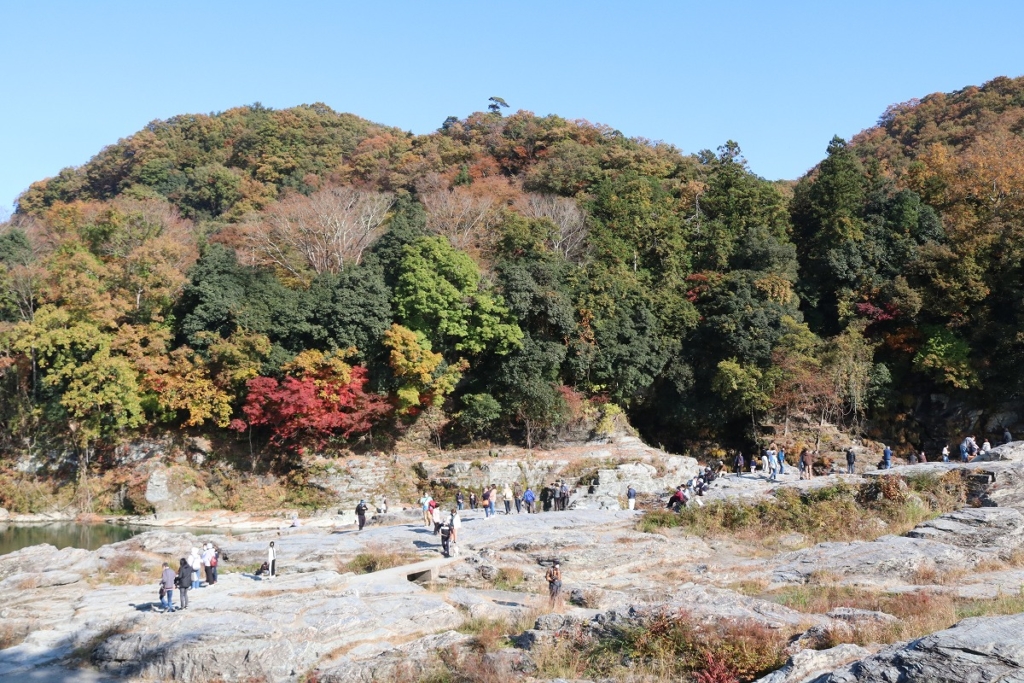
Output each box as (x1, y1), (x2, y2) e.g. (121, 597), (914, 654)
(0, 522), (143, 556)
(0, 523), (229, 556)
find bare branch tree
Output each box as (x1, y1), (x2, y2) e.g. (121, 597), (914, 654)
(246, 186), (394, 277)
(515, 193), (589, 262)
(420, 187), (496, 251)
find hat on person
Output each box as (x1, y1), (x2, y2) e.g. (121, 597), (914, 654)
(191, 547), (199, 554)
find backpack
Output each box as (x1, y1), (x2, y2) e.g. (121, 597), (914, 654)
(210, 554), (218, 568)
(440, 524), (451, 538)
(482, 490), (490, 502)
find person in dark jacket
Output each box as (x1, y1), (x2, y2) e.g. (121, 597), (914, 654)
(177, 558), (191, 610)
(355, 500), (369, 531)
(846, 447), (856, 474)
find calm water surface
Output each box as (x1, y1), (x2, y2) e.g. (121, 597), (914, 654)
(0, 523), (226, 556)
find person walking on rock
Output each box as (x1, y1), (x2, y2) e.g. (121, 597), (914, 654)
(546, 561), (563, 609)
(432, 503), (444, 534)
(355, 499), (369, 531)
(439, 516), (452, 557)
(627, 484), (637, 510)
(513, 481), (523, 514)
(267, 541), (277, 579)
(778, 446), (787, 475)
(159, 562), (176, 612)
(177, 558), (191, 609)
(523, 486), (536, 514)
(882, 444), (893, 470)
(846, 446), (856, 474)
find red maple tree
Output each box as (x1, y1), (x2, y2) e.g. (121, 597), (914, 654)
(232, 365), (391, 453)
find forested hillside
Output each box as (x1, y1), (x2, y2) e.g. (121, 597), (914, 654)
(2, 78), (1023, 470)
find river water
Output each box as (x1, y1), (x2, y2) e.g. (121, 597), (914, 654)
(0, 523), (225, 556)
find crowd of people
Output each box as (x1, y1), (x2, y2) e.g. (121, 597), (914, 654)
(156, 542), (222, 613)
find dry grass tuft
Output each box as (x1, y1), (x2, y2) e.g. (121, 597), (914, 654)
(341, 544), (419, 574)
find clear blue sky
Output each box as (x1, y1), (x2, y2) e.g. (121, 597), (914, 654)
(2, 0), (1023, 214)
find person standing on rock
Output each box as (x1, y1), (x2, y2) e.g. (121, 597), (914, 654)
(846, 446), (856, 474)
(456, 490), (464, 511)
(942, 445), (950, 462)
(883, 444), (893, 470)
(449, 508), (461, 555)
(439, 516), (452, 557)
(267, 541), (277, 579)
(513, 481), (523, 514)
(733, 452), (744, 476)
(159, 562), (176, 612)
(201, 544), (216, 586)
(188, 548), (202, 589)
(488, 485), (498, 517)
(481, 486), (491, 517)
(177, 558), (191, 609)
(546, 561), (563, 609)
(968, 436), (979, 461)
(627, 484), (637, 510)
(420, 493), (433, 527)
(559, 481), (570, 510)
(799, 448), (814, 479)
(355, 499), (369, 531)
(523, 486), (536, 513)
(469, 491), (477, 510)
(503, 483), (513, 515)
(778, 446), (787, 475)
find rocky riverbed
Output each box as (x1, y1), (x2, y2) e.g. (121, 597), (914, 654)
(4, 442), (1024, 682)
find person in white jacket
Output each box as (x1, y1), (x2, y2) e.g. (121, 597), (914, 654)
(448, 509), (461, 556)
(267, 541), (277, 578)
(188, 547), (202, 589)
(201, 544), (216, 586)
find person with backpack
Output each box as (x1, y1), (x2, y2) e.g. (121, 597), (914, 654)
(159, 562), (176, 612)
(626, 484), (637, 510)
(210, 545), (220, 584)
(355, 499), (369, 531)
(481, 486), (491, 518)
(523, 486), (536, 513)
(177, 558), (191, 609)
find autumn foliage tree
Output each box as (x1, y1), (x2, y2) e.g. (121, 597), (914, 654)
(232, 350), (391, 455)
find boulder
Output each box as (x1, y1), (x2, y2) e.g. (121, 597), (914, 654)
(974, 441), (1024, 463)
(906, 507), (1024, 553)
(808, 613), (1024, 682)
(0, 507), (8, 521)
(755, 644), (875, 683)
(772, 535), (990, 584)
